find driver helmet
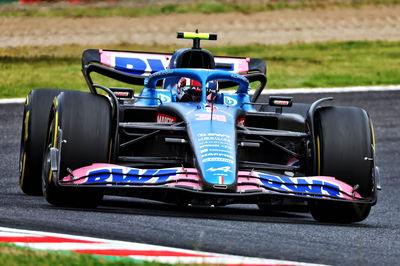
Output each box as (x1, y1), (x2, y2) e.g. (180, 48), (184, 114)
(176, 78), (218, 102)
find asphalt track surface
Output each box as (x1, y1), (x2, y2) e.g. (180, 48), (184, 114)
(1, 90), (399, 265)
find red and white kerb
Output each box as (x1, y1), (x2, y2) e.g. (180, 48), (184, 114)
(0, 226), (321, 266)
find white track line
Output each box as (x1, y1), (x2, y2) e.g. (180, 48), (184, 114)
(0, 226), (327, 266)
(0, 98), (25, 104)
(1, 85), (399, 105)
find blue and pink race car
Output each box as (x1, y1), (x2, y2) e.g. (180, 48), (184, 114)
(20, 32), (380, 223)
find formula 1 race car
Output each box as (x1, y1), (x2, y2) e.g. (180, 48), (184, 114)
(20, 31), (380, 223)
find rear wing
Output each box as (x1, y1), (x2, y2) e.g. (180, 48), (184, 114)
(82, 49), (267, 100)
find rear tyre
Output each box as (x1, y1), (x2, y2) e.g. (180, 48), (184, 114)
(19, 89), (66, 196)
(310, 106), (375, 223)
(42, 91), (111, 207)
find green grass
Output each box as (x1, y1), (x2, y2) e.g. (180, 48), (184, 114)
(0, 243), (168, 266)
(1, 0), (399, 17)
(1, 41), (399, 98)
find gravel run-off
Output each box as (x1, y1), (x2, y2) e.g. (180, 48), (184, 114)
(1, 5), (400, 47)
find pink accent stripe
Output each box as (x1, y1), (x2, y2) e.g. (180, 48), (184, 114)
(0, 236), (101, 244)
(74, 249), (212, 257)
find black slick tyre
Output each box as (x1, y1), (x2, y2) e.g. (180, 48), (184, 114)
(42, 91), (111, 207)
(19, 88), (66, 196)
(310, 106), (375, 223)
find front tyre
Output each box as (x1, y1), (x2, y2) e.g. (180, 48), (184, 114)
(310, 106), (375, 223)
(42, 91), (111, 207)
(19, 89), (66, 196)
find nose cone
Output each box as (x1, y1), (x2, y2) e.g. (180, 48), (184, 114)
(186, 105), (238, 191)
(197, 132), (236, 188)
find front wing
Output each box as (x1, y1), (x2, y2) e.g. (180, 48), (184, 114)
(59, 164), (371, 205)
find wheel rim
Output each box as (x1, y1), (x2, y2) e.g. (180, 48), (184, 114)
(42, 112), (56, 194)
(19, 103), (29, 186)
